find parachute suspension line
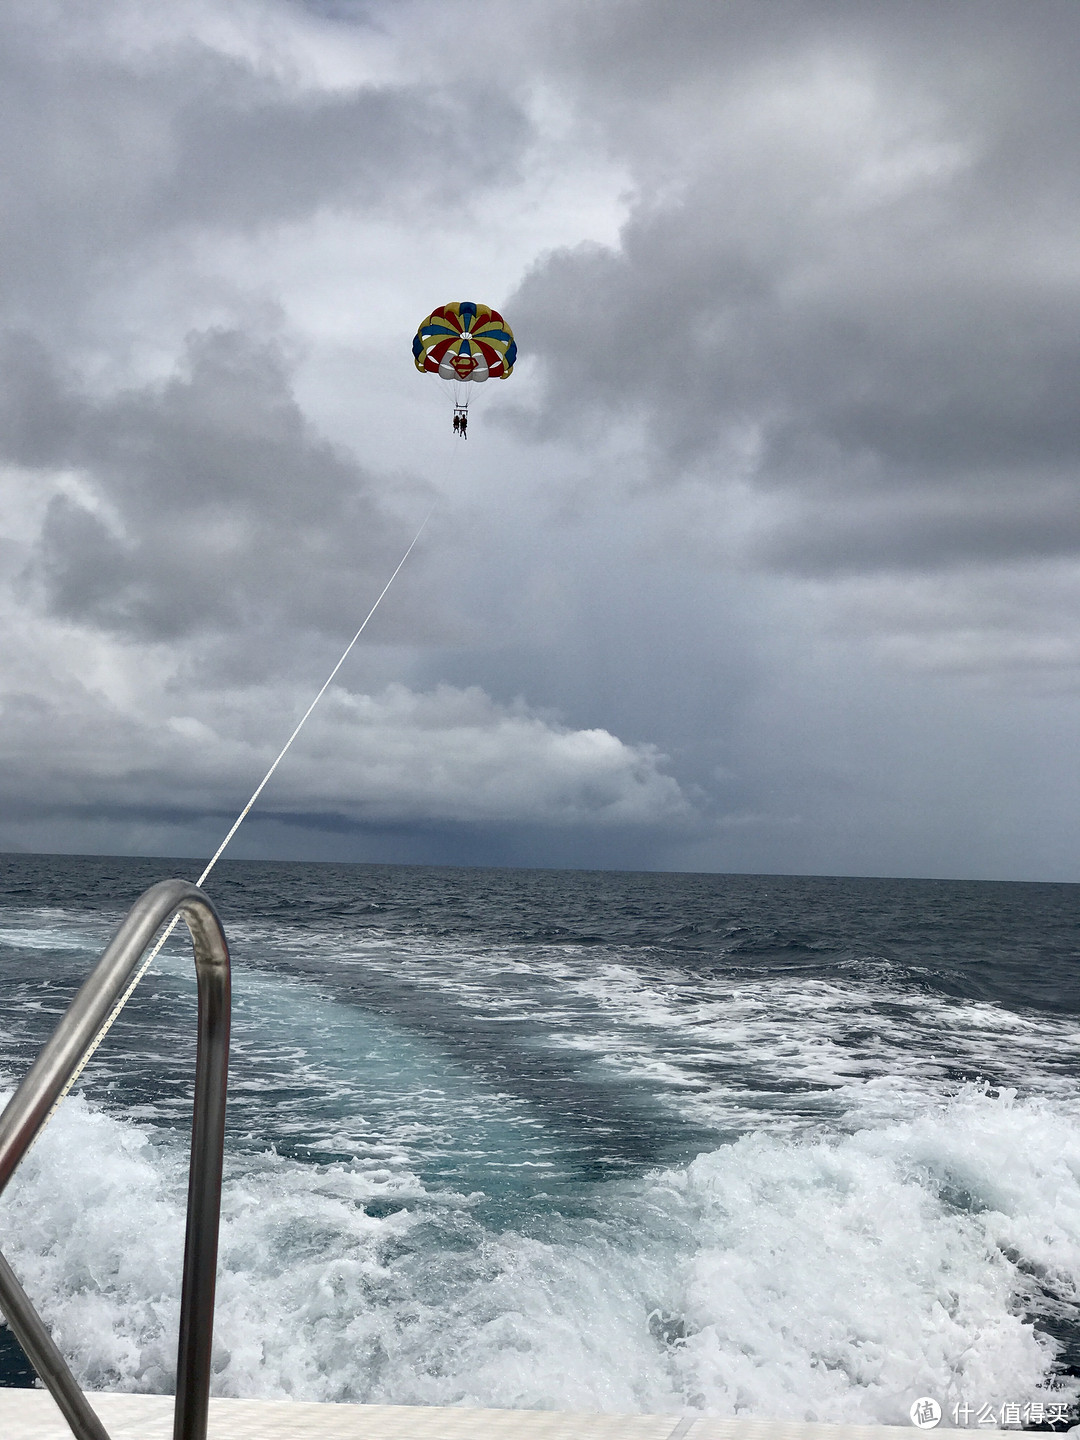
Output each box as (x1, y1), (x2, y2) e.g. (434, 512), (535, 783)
(39, 502), (438, 1127)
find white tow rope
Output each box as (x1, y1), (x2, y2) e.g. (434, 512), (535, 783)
(45, 501), (437, 1116)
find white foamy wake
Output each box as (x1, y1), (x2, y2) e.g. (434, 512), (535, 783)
(3, 1080), (1079, 1424)
(638, 1086), (1080, 1422)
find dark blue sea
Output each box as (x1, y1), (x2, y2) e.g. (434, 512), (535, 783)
(2, 853), (1079, 1426)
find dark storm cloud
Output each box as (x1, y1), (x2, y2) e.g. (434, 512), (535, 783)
(510, 0), (1080, 577)
(5, 327), (407, 641)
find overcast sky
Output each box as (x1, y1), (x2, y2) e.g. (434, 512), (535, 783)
(2, 0), (1080, 880)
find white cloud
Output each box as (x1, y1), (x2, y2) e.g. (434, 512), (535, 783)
(275, 683), (692, 825)
(0, 658), (692, 837)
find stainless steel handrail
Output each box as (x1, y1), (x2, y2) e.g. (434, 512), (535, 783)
(0, 879), (231, 1440)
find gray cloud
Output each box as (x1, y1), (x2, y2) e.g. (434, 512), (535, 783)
(755, 475), (1080, 578)
(3, 0), (1080, 879)
(0, 3), (528, 327)
(7, 327), (407, 642)
(0, 675), (693, 851)
(510, 0), (1080, 577)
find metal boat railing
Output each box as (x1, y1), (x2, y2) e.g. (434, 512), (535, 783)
(0, 879), (231, 1440)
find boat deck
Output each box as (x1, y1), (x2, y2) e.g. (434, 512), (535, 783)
(0, 1391), (905, 1439)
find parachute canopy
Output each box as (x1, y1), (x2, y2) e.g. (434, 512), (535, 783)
(412, 302), (516, 383)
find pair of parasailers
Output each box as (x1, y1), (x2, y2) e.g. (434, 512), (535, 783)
(413, 302), (517, 438)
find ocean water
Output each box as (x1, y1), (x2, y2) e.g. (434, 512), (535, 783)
(1, 852), (1079, 1426)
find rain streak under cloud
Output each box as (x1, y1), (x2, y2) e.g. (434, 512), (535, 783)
(2, 0), (1080, 879)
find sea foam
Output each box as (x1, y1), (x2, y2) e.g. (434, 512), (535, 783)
(3, 1080), (1078, 1424)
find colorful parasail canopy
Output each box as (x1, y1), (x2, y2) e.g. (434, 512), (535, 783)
(412, 302), (517, 383)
